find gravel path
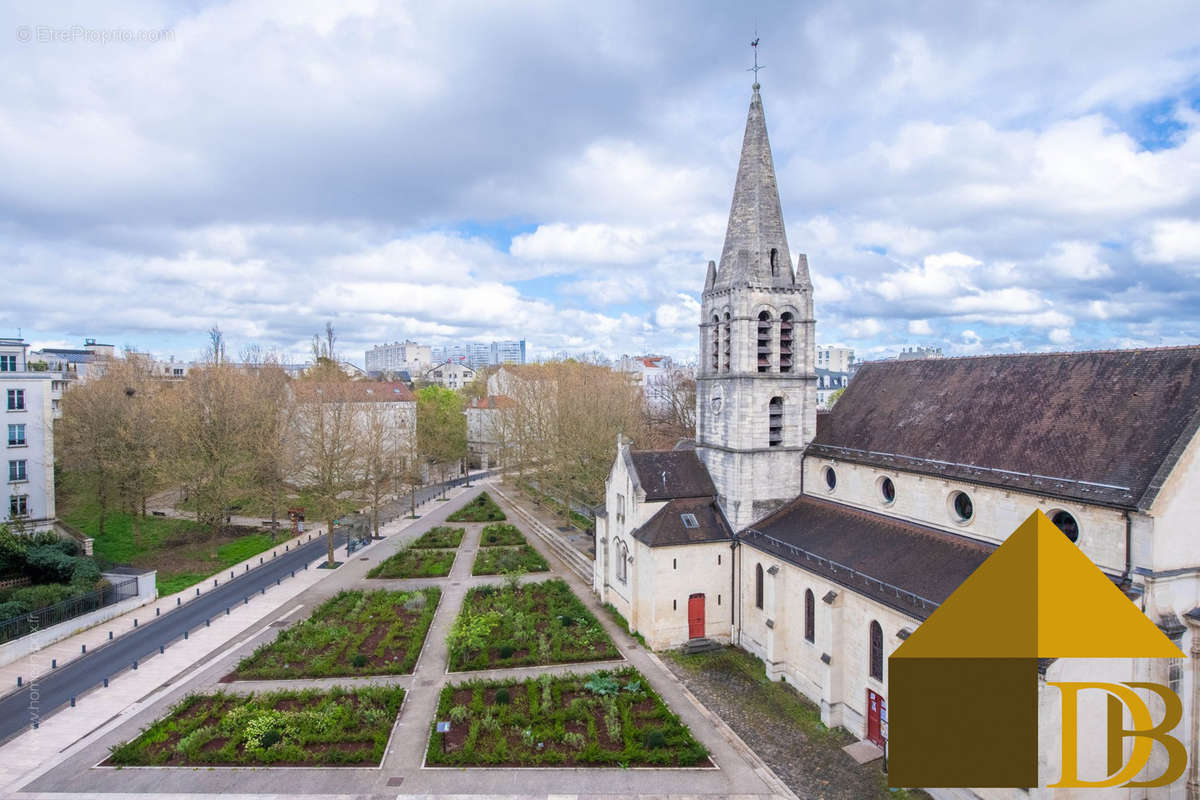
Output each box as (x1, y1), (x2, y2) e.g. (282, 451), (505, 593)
(662, 647), (929, 800)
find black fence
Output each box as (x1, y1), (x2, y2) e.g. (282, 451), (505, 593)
(0, 577), (140, 645)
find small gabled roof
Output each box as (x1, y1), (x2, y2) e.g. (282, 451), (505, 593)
(631, 497), (732, 548)
(629, 450), (716, 501)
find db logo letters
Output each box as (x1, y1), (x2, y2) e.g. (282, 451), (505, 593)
(1050, 681), (1187, 788)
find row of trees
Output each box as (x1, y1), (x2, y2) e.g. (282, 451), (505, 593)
(58, 331), (468, 567)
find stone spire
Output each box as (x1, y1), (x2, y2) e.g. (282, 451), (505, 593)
(713, 85), (804, 289)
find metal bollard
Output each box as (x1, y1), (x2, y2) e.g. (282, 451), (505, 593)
(244, 596), (249, 605)
(109, 631), (113, 640)
(16, 676), (21, 687)
(81, 644), (86, 654)
(213, 579), (217, 587)
(226, 607), (230, 615)
(159, 644), (164, 654)
(71, 696), (76, 707)
(133, 618), (138, 628)
(291, 570), (294, 578)
(245, 564), (249, 572)
(133, 660), (138, 670)
(260, 587), (265, 596)
(52, 658), (56, 669)
(273, 550), (276, 557)
(276, 578), (280, 586)
(196, 587), (200, 596)
(260, 557), (264, 565)
(103, 677), (108, 688)
(177, 597), (181, 606)
(33, 721), (38, 729)
(206, 618), (210, 627)
(184, 630), (188, 640)
(156, 607), (160, 617)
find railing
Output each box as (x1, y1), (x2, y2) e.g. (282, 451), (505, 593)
(740, 527), (940, 616)
(0, 577), (139, 644)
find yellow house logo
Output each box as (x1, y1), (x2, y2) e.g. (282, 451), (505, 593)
(888, 510), (1185, 788)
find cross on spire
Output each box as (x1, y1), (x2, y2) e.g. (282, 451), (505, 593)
(747, 36), (763, 88)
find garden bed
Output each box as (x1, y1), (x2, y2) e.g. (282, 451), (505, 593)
(477, 522), (526, 546)
(471, 545), (548, 576)
(228, 588), (439, 679)
(410, 525), (465, 549)
(426, 668), (709, 767)
(103, 685), (404, 767)
(449, 579), (619, 670)
(447, 492), (506, 522)
(368, 548), (456, 578)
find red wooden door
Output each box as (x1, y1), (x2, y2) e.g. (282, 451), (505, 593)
(866, 689), (887, 747)
(687, 593), (705, 639)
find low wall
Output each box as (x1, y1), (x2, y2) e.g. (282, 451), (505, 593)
(0, 570), (157, 669)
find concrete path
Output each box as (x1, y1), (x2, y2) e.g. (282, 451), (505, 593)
(10, 479), (795, 799)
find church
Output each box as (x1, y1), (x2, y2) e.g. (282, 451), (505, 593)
(591, 81), (1200, 798)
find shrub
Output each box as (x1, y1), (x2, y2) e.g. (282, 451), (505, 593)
(499, 644), (514, 659)
(0, 600), (26, 619)
(447, 492), (506, 522)
(644, 730), (667, 749)
(70, 558), (102, 588)
(259, 729), (283, 749)
(583, 673), (620, 696)
(25, 546), (76, 584)
(494, 688), (510, 705)
(11, 583), (78, 609)
(350, 653), (368, 668)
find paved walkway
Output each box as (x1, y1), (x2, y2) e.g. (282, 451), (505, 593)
(12, 480), (795, 799)
(0, 485), (469, 797)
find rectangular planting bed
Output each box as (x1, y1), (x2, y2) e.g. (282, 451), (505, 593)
(228, 588), (439, 679)
(449, 579), (619, 670)
(426, 668), (710, 767)
(368, 547), (456, 578)
(447, 492), (506, 522)
(104, 685), (405, 767)
(410, 525), (465, 549)
(471, 544), (549, 575)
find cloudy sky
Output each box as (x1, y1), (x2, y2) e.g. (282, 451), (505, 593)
(3, 1), (1200, 366)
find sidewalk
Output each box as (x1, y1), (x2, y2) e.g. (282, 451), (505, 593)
(0, 484), (472, 796)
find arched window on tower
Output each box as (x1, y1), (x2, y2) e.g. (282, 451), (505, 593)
(710, 315), (720, 372)
(869, 620), (884, 681)
(768, 396), (783, 447)
(804, 589), (815, 643)
(755, 563), (764, 609)
(779, 312), (794, 373)
(757, 311), (772, 373)
(615, 539), (628, 584)
(723, 312), (731, 371)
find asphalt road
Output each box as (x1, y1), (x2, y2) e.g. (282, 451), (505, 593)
(0, 472), (491, 744)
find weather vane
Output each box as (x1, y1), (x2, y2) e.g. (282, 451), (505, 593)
(748, 35), (763, 87)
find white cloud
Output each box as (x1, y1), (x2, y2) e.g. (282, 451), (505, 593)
(908, 319), (933, 335)
(1048, 328), (1072, 345)
(1136, 219), (1200, 266)
(1043, 241), (1113, 280)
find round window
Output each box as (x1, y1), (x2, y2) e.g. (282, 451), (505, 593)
(824, 466), (837, 491)
(1051, 510), (1079, 542)
(951, 491), (974, 522)
(880, 477), (896, 504)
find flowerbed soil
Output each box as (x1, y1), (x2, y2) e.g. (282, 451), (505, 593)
(368, 548), (456, 578)
(426, 668), (709, 767)
(477, 522), (526, 546)
(410, 525), (465, 549)
(103, 685), (405, 767)
(449, 579), (620, 671)
(228, 588), (439, 679)
(471, 545), (549, 575)
(447, 492), (506, 522)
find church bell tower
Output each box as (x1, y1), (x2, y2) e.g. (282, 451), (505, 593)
(695, 81), (817, 531)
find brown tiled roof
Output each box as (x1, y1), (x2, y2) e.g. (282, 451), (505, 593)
(632, 497), (733, 548)
(630, 450), (716, 501)
(809, 347), (1200, 510)
(746, 495), (994, 620)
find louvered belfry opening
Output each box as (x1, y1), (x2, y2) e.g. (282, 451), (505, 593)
(757, 311), (772, 373)
(779, 312), (794, 373)
(722, 312), (731, 371)
(710, 315), (720, 371)
(768, 396), (783, 446)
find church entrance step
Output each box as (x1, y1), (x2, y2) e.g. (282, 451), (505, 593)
(681, 637), (722, 654)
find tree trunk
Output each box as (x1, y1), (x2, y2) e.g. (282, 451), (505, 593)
(327, 517), (335, 567)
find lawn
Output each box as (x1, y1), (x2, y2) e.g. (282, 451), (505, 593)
(410, 525), (465, 549)
(471, 545), (549, 576)
(368, 548), (456, 578)
(426, 668), (708, 767)
(447, 492), (506, 522)
(104, 685), (404, 767)
(477, 522), (526, 546)
(449, 579), (619, 671)
(230, 588), (439, 679)
(61, 502), (278, 595)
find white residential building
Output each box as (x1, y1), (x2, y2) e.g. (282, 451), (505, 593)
(816, 345), (855, 373)
(2, 338), (57, 533)
(365, 340), (432, 376)
(424, 360), (476, 390)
